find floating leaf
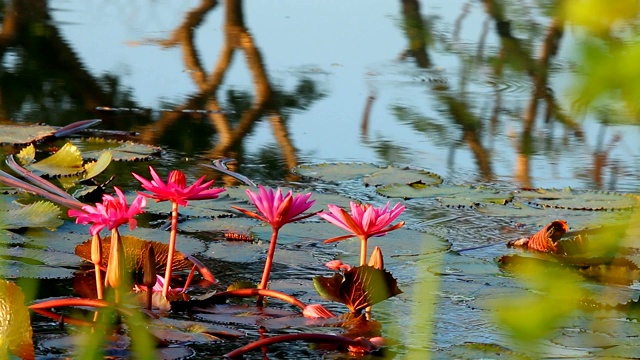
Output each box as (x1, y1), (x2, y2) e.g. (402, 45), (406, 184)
(0, 124), (56, 145)
(0, 259), (76, 279)
(149, 318), (243, 343)
(378, 184), (509, 204)
(363, 166), (442, 188)
(75, 235), (193, 274)
(25, 142), (84, 177)
(223, 186), (355, 214)
(16, 144), (36, 164)
(194, 304), (296, 326)
(0, 279), (34, 359)
(83, 151), (113, 180)
(313, 265), (402, 313)
(0, 201), (63, 230)
(291, 163), (384, 182)
(439, 343), (518, 359)
(513, 188), (639, 211)
(77, 139), (161, 161)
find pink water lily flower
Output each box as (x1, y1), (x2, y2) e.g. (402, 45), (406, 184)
(232, 185), (315, 230)
(231, 185), (316, 305)
(132, 166), (226, 206)
(68, 187), (147, 236)
(319, 201), (405, 266)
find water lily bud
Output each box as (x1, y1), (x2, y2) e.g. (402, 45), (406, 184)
(368, 246), (384, 270)
(91, 234), (102, 265)
(168, 170), (187, 189)
(143, 244), (157, 288)
(106, 229), (125, 291)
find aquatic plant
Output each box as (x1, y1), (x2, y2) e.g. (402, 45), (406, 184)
(319, 201), (405, 265)
(133, 166), (225, 297)
(231, 185), (315, 304)
(68, 187), (147, 302)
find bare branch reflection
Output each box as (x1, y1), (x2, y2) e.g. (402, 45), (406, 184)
(139, 0), (323, 182)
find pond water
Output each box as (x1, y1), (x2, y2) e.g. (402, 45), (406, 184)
(3, 0), (640, 359)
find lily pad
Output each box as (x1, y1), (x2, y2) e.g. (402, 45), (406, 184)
(513, 188), (639, 211)
(0, 246), (81, 267)
(439, 343), (519, 359)
(0, 201), (63, 230)
(291, 163), (384, 182)
(193, 304), (297, 325)
(149, 317), (244, 342)
(75, 235), (194, 274)
(76, 139), (161, 161)
(0, 279), (34, 359)
(0, 259), (76, 279)
(378, 184), (510, 205)
(23, 142), (85, 177)
(334, 227), (450, 266)
(83, 151), (113, 180)
(364, 166), (443, 188)
(144, 194), (238, 219)
(223, 186), (355, 214)
(0, 124), (57, 145)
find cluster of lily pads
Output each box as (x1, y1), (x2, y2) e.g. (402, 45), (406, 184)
(0, 122), (408, 358)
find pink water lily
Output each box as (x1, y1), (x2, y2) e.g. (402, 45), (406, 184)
(132, 166), (225, 298)
(319, 201), (405, 266)
(68, 187), (147, 236)
(68, 187), (146, 302)
(231, 185), (315, 305)
(232, 185), (315, 230)
(132, 166), (225, 206)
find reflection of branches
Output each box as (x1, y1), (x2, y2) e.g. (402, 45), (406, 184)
(139, 0), (301, 179)
(399, 0), (431, 68)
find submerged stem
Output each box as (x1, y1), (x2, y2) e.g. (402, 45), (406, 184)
(163, 201), (180, 298)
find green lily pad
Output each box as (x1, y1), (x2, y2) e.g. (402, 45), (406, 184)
(76, 139), (161, 161)
(0, 246), (81, 267)
(439, 343), (520, 359)
(378, 184), (510, 204)
(0, 201), (63, 230)
(194, 305), (296, 326)
(143, 194), (238, 219)
(363, 166), (442, 188)
(0, 124), (56, 145)
(0, 259), (76, 279)
(83, 151), (113, 180)
(334, 227), (450, 266)
(224, 186), (354, 214)
(149, 318), (243, 343)
(291, 163), (384, 182)
(24, 142), (85, 177)
(513, 188), (639, 211)
(0, 280), (34, 359)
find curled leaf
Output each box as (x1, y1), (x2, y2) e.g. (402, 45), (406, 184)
(313, 265), (402, 314)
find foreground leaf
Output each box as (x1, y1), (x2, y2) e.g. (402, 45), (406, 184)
(313, 265), (402, 313)
(0, 279), (34, 359)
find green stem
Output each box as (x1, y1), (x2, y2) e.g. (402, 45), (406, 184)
(257, 228), (279, 306)
(163, 201), (180, 298)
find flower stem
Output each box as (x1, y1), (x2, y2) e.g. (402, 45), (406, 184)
(359, 237), (369, 266)
(212, 288), (307, 310)
(163, 201), (180, 298)
(224, 333), (364, 358)
(91, 234), (104, 299)
(257, 228), (279, 306)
